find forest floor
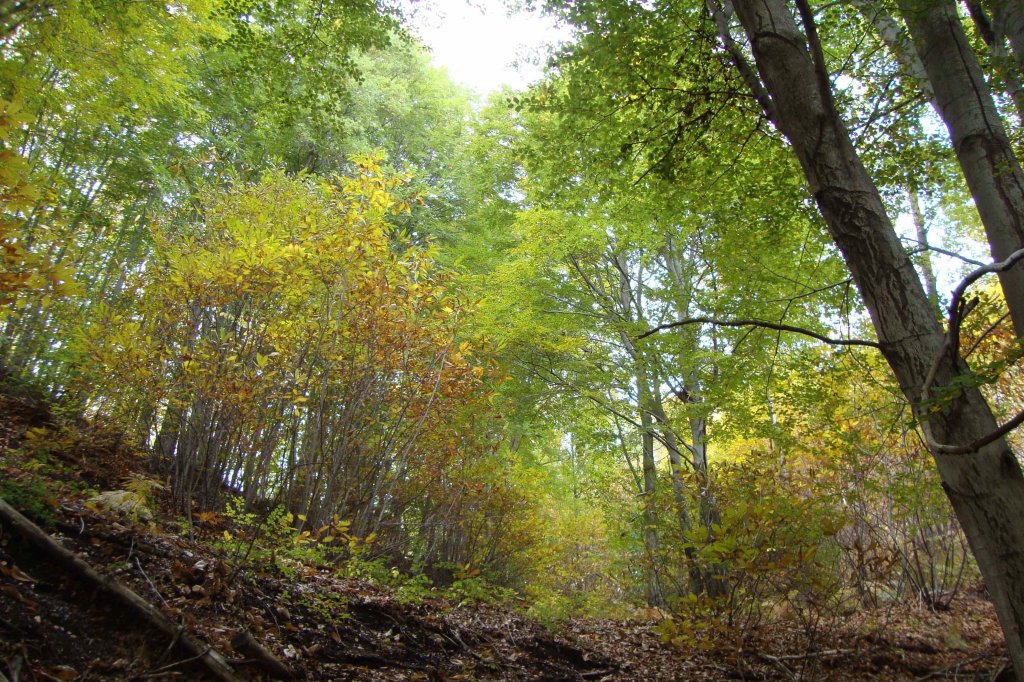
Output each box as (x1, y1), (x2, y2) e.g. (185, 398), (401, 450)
(0, 382), (1012, 682)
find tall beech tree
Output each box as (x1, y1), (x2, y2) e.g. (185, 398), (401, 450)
(896, 0), (1024, 337)
(534, 0), (1024, 665)
(708, 0), (1024, 673)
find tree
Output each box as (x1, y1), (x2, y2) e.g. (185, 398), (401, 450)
(896, 0), (1024, 338)
(0, 0), (461, 388)
(709, 0), (1024, 673)
(964, 0), (1024, 122)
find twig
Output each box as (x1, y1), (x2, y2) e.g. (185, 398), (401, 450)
(913, 652), (1003, 681)
(768, 648), (852, 661)
(230, 630), (295, 680)
(963, 312), (1011, 359)
(138, 648), (213, 678)
(135, 556), (169, 609)
(156, 626), (185, 667)
(52, 521), (177, 559)
(755, 652), (796, 680)
(946, 248), (1024, 344)
(437, 628), (486, 664)
(18, 642), (33, 682)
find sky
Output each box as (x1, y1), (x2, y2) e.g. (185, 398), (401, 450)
(405, 0), (570, 95)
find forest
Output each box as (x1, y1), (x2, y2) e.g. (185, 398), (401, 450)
(1, 0), (1024, 680)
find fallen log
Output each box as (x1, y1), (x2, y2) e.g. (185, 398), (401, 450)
(0, 497), (242, 682)
(230, 629), (296, 680)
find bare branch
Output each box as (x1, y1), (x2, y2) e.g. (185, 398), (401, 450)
(920, 248), (1024, 454)
(766, 277), (853, 304)
(927, 409), (1024, 455)
(705, 0), (779, 123)
(921, 248), (1024, 405)
(964, 312), (1011, 359)
(795, 0), (842, 122)
(901, 240), (987, 267)
(946, 247), (1024, 347)
(637, 316), (880, 347)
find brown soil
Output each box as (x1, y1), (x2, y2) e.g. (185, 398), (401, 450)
(0, 383), (1012, 681)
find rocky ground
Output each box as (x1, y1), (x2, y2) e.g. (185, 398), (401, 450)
(0, 382), (1012, 681)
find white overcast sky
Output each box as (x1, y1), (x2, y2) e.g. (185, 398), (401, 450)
(405, 0), (569, 95)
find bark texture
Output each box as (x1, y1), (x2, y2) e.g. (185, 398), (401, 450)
(847, 0), (932, 98)
(965, 0), (1024, 122)
(727, 0), (1024, 676)
(898, 0), (1024, 339)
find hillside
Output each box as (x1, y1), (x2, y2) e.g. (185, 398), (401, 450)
(0, 381), (1010, 681)
(3, 1), (1024, 678)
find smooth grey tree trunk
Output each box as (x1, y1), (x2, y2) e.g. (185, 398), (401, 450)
(898, 0), (1024, 339)
(908, 185), (940, 313)
(962, 0), (1024, 122)
(611, 253), (666, 607)
(985, 0), (1024, 75)
(639, 401), (664, 607)
(847, 0), (933, 98)
(648, 379), (694, 534)
(726, 0), (1024, 676)
(660, 242), (727, 596)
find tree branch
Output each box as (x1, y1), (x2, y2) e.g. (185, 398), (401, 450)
(795, 0), (841, 122)
(0, 498), (241, 682)
(705, 0), (779, 123)
(928, 409), (1024, 455)
(901, 240), (987, 267)
(637, 316), (880, 347)
(920, 248), (1024, 454)
(945, 247), (1024, 353)
(964, 312), (1011, 359)
(921, 248), (1024, 394)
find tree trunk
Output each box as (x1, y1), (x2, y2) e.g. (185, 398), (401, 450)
(977, 0), (1024, 76)
(660, 243), (727, 596)
(639, 402), (663, 607)
(648, 382), (693, 536)
(846, 0), (932, 98)
(965, 0), (1024, 123)
(907, 184), (940, 313)
(1000, 1), (1024, 67)
(687, 412), (728, 597)
(898, 0), (1024, 339)
(608, 252), (665, 606)
(727, 0), (1024, 675)
(647, 372), (713, 595)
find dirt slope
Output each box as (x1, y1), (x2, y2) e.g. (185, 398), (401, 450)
(0, 383), (1012, 681)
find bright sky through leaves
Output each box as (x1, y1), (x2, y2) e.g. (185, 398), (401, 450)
(407, 0), (568, 94)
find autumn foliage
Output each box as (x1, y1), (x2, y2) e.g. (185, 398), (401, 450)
(3, 3), (1024, 674)
(75, 161), (528, 577)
